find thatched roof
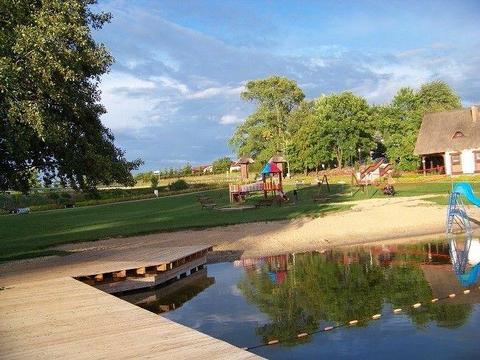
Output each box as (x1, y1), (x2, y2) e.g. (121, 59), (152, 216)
(269, 154), (287, 163)
(414, 106), (480, 155)
(236, 156), (254, 164)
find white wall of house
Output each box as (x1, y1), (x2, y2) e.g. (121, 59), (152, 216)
(444, 148), (480, 175)
(462, 149), (475, 173)
(444, 153), (452, 175)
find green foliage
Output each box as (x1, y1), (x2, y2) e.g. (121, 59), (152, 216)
(212, 157), (232, 174)
(181, 163), (192, 175)
(230, 76), (304, 164)
(168, 179), (188, 191)
(377, 81), (462, 170)
(150, 175), (159, 188)
(418, 81), (462, 112)
(0, 0), (142, 193)
(313, 92), (373, 168)
(231, 75), (462, 173)
(288, 93), (374, 172)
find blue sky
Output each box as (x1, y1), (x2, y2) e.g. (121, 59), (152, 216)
(93, 0), (480, 171)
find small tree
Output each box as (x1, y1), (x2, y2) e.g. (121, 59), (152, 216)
(212, 157), (232, 174)
(150, 175), (159, 188)
(182, 163), (192, 176)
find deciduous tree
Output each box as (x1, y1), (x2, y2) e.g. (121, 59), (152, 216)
(0, 0), (142, 192)
(230, 76), (304, 166)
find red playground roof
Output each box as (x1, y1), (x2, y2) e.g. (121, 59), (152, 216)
(261, 161), (282, 174)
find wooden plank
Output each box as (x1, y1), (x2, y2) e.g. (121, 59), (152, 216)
(96, 257), (207, 294)
(113, 270), (126, 279)
(0, 277), (261, 359)
(157, 263), (171, 271)
(136, 267), (146, 275)
(71, 245), (212, 279)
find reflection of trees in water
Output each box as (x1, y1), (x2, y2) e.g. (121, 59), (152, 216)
(237, 251), (472, 344)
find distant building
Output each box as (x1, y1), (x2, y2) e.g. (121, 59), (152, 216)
(415, 106), (480, 175)
(191, 165), (213, 174)
(229, 162), (241, 172)
(153, 170), (160, 175)
(203, 165), (213, 174)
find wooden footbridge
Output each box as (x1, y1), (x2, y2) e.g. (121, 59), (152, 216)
(0, 245), (261, 359)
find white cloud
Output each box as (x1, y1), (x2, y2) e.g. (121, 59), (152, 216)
(150, 76), (190, 95)
(219, 114), (243, 125)
(100, 71), (163, 131)
(188, 85), (243, 99)
(101, 71), (156, 92)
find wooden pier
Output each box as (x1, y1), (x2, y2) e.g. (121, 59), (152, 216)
(0, 245), (262, 359)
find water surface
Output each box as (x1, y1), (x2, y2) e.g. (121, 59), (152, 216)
(119, 242), (480, 359)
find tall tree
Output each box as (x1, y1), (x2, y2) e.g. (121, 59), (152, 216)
(310, 92), (374, 169)
(0, 0), (142, 192)
(377, 81), (462, 170)
(417, 81), (462, 112)
(230, 76), (304, 168)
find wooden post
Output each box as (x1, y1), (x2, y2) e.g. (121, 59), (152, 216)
(263, 174), (267, 198)
(422, 156), (426, 176)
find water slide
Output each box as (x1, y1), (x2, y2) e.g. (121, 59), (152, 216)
(453, 182), (480, 207)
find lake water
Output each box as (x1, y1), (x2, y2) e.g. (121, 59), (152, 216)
(118, 241), (480, 359)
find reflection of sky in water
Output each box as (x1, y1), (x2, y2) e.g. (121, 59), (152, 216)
(164, 261), (270, 346)
(120, 243), (480, 359)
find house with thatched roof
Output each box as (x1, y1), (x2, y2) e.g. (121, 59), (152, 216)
(414, 106), (480, 175)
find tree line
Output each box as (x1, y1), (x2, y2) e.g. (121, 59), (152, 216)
(230, 76), (462, 173)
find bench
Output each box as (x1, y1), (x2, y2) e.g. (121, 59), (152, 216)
(197, 196), (217, 210)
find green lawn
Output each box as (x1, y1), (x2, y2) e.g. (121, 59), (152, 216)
(0, 188), (348, 261)
(2, 180), (479, 262)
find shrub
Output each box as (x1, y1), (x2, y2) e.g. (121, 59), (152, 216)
(48, 192), (60, 201)
(169, 179), (188, 191)
(60, 191), (71, 199)
(150, 175), (159, 188)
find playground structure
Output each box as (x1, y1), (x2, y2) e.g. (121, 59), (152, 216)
(446, 182), (480, 286)
(352, 158), (394, 187)
(235, 156), (254, 181)
(229, 156), (286, 203)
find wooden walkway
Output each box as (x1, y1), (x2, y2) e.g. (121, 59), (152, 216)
(0, 245), (262, 359)
(0, 277), (260, 359)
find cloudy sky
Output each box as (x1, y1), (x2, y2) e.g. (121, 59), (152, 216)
(93, 0), (480, 171)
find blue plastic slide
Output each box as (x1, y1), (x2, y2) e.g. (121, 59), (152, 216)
(458, 264), (480, 287)
(453, 182), (480, 207)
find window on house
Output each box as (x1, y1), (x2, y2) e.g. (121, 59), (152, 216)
(452, 131), (465, 138)
(451, 153), (461, 165)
